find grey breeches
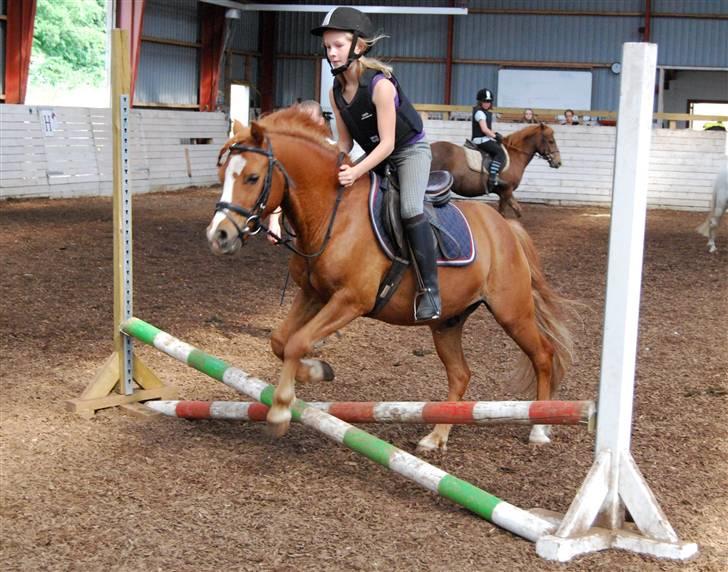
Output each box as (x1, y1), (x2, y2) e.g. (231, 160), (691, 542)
(387, 141), (432, 219)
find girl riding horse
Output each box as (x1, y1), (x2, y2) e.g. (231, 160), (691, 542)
(207, 107), (574, 450)
(313, 7), (440, 322)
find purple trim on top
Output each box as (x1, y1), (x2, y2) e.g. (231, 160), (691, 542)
(369, 73), (425, 147)
(370, 73), (399, 108)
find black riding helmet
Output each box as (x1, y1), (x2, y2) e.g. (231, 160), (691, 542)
(311, 7), (375, 76)
(477, 88), (494, 103)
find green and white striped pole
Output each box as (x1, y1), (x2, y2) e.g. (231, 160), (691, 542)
(122, 317), (555, 542)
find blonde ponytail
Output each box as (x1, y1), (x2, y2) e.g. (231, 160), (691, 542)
(358, 34), (393, 77)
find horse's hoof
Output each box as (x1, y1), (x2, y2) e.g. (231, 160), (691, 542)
(266, 407), (291, 437)
(529, 425), (552, 444)
(320, 360), (335, 381)
(301, 358), (335, 382)
(417, 434), (447, 453)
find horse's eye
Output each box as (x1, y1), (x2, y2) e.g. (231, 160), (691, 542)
(245, 174), (260, 184)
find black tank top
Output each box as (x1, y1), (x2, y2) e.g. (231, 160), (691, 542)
(333, 68), (423, 155)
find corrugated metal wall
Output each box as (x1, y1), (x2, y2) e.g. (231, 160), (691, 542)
(125, 0), (726, 111)
(469, 0), (642, 10)
(268, 0), (726, 112)
(137, 42), (198, 105)
(143, 0), (198, 42)
(227, 11), (260, 106)
(654, 0), (728, 14)
(135, 0), (199, 105)
(453, 15), (639, 62)
(652, 17), (727, 67)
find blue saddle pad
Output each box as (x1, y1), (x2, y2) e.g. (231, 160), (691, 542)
(368, 173), (476, 267)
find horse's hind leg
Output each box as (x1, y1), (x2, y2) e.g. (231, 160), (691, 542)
(417, 318), (471, 452)
(488, 293), (555, 444)
(271, 290), (334, 383)
(507, 195), (523, 218)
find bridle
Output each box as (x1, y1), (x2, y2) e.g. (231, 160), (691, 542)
(215, 137), (291, 239)
(504, 128), (559, 167)
(215, 137), (347, 259)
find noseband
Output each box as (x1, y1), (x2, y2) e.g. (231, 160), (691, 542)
(215, 138), (292, 239)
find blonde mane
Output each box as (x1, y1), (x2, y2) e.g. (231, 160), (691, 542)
(259, 107), (335, 151)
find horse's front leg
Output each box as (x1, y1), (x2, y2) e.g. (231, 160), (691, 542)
(267, 291), (365, 436)
(271, 290), (334, 383)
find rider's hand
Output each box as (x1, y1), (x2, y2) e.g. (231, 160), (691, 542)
(338, 164), (359, 187)
(267, 210), (282, 244)
(495, 132), (504, 144)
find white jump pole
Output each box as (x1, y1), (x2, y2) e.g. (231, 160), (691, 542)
(536, 43), (698, 562)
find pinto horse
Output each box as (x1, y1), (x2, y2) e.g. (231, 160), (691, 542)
(430, 123), (562, 217)
(206, 108), (574, 451)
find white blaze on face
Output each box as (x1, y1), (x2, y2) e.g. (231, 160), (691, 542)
(207, 154), (247, 241)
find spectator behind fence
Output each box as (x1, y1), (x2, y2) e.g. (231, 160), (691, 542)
(562, 109), (580, 125)
(522, 108), (538, 124)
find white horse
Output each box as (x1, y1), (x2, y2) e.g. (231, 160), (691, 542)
(696, 161), (728, 253)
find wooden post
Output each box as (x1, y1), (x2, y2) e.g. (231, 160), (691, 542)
(65, 29), (176, 418)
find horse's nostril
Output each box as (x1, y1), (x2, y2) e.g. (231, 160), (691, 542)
(218, 229), (228, 241)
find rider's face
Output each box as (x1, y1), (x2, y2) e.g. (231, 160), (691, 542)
(323, 30), (353, 69)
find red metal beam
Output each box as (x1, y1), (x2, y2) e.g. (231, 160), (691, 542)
(116, 0), (145, 106)
(643, 0), (652, 42)
(199, 3), (227, 111)
(5, 0), (37, 104)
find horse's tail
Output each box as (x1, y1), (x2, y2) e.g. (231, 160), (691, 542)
(507, 220), (575, 397)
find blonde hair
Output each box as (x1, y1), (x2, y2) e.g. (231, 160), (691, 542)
(328, 32), (393, 80)
(358, 34), (393, 77)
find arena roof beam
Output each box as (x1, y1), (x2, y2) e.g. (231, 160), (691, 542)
(200, 1), (468, 15)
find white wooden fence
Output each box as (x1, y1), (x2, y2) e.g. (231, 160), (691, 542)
(0, 105), (227, 199)
(426, 119), (727, 211)
(1, 104), (725, 211)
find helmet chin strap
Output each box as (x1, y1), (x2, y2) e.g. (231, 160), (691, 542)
(327, 32), (368, 77)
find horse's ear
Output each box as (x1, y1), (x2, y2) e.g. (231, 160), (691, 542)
(250, 121), (266, 145)
(232, 120), (245, 137)
(217, 142), (230, 166)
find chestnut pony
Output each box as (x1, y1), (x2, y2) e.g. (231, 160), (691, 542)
(430, 123), (562, 218)
(207, 108), (573, 451)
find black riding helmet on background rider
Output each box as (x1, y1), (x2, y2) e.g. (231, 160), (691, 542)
(311, 7), (375, 76)
(477, 88), (494, 104)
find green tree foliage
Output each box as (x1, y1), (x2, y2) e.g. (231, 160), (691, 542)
(30, 0), (107, 87)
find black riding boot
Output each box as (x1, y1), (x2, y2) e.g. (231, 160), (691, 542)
(488, 160), (503, 192)
(405, 214), (441, 321)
